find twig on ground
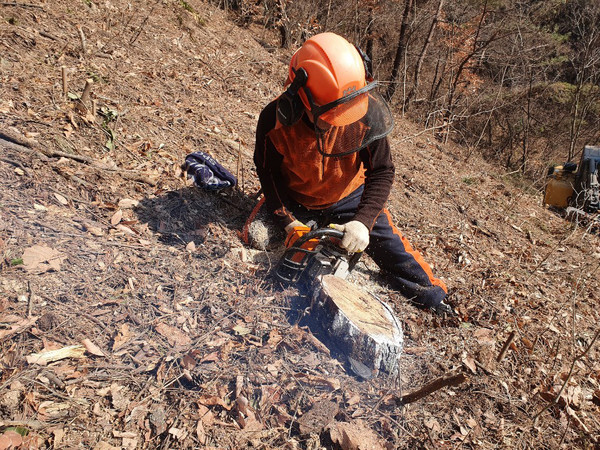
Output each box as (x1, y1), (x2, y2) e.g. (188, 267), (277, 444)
(497, 330), (516, 362)
(130, 0), (160, 45)
(396, 372), (468, 405)
(0, 420), (46, 430)
(236, 142), (242, 192)
(61, 66), (67, 95)
(27, 280), (34, 318)
(39, 30), (59, 41)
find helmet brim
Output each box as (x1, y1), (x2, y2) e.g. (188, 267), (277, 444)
(312, 82), (377, 128)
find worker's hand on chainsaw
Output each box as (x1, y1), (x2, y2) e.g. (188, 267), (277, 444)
(284, 220), (311, 248)
(329, 221), (370, 253)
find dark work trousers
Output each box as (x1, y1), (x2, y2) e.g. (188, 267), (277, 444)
(289, 185), (448, 307)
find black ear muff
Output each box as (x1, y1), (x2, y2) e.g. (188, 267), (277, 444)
(276, 68), (308, 126)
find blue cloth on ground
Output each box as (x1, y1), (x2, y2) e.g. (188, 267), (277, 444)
(183, 151), (237, 190)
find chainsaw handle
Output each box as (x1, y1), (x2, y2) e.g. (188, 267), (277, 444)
(294, 228), (364, 266)
(292, 227), (345, 248)
(275, 228), (362, 285)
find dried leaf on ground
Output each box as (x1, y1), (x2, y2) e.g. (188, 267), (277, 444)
(22, 245), (66, 272)
(110, 384), (130, 411)
(110, 209), (123, 225)
(0, 431), (23, 450)
(0, 316), (38, 340)
(329, 420), (386, 450)
(197, 395), (232, 411)
(154, 322), (192, 347)
(196, 420), (207, 445)
(425, 417), (441, 432)
(26, 344), (85, 366)
(298, 399), (339, 435)
(168, 427), (188, 440)
(52, 428), (65, 447)
(38, 401), (72, 419)
(149, 408), (168, 435)
(118, 198), (139, 209)
(113, 323), (135, 351)
(462, 353), (478, 374)
(54, 192), (69, 205)
(82, 338), (107, 357)
(197, 404), (215, 426)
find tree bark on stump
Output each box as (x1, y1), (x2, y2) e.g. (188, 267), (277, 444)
(311, 275), (403, 376)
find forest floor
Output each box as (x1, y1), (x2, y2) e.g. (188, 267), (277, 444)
(1, 0), (599, 448)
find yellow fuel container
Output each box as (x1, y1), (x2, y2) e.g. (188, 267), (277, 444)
(544, 166), (575, 208)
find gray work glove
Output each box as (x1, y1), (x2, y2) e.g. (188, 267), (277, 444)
(329, 220), (369, 253)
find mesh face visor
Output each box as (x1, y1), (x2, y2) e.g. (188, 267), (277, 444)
(306, 82), (394, 158)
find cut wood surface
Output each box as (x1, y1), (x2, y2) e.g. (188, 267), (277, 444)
(312, 275), (403, 376)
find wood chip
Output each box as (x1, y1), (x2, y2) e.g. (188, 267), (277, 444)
(26, 345), (86, 366)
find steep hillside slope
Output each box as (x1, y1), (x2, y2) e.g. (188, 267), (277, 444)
(1, 0), (599, 448)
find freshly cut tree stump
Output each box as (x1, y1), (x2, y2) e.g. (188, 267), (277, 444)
(311, 275), (403, 376)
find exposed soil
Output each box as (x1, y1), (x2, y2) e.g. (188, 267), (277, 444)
(1, 1), (599, 448)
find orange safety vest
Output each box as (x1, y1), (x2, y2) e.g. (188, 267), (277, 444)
(267, 117), (367, 209)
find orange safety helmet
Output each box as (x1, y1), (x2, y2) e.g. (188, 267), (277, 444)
(287, 32), (369, 127)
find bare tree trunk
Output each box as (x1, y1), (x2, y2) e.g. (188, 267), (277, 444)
(446, 2), (490, 115)
(364, 2), (375, 76)
(567, 1), (600, 161)
(277, 0), (289, 48)
(505, 119), (515, 169)
(521, 72), (533, 174)
(385, 0), (413, 101)
(406, 0), (444, 107)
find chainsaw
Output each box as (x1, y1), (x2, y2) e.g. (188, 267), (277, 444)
(275, 228), (361, 288)
(274, 227), (404, 378)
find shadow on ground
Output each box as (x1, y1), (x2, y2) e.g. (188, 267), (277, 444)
(133, 186), (258, 246)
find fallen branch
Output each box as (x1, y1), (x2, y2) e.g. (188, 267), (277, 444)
(43, 147), (94, 164)
(130, 0), (160, 45)
(397, 372), (468, 405)
(1, 132), (157, 185)
(0, 129), (38, 148)
(1, 2), (44, 9)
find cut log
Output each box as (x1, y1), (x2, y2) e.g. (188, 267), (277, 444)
(311, 275), (403, 377)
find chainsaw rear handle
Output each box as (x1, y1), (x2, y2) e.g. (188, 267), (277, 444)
(292, 227), (364, 263)
(292, 227), (344, 248)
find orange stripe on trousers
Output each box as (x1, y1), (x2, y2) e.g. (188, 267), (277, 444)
(382, 209), (448, 293)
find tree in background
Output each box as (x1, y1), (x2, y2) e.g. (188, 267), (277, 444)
(558, 0), (600, 161)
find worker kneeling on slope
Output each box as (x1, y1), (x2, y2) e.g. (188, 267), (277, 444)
(253, 32), (451, 314)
